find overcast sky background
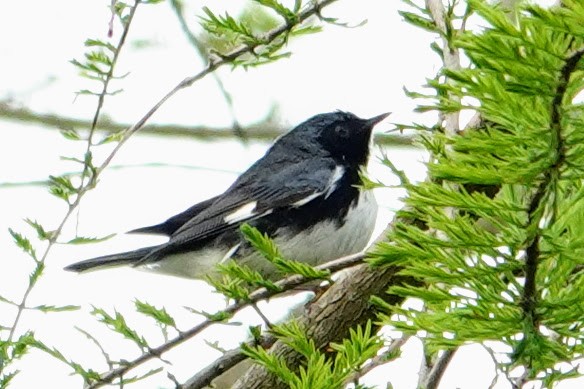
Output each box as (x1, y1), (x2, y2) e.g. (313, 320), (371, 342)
(1, 1), (578, 388)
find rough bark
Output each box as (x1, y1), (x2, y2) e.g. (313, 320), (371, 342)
(232, 260), (413, 389)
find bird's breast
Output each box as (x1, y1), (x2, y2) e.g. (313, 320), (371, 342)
(268, 189), (378, 267)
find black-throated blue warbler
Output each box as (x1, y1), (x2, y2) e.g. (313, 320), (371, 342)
(65, 111), (389, 280)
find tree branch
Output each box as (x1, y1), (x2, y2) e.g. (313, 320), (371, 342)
(0, 102), (413, 146)
(421, 349), (457, 389)
(179, 336), (277, 389)
(344, 335), (410, 386)
(3, 0), (142, 347)
(169, 0), (244, 140)
(521, 46), (584, 342)
(425, 0), (462, 134)
(231, 225), (418, 389)
(86, 252), (365, 388)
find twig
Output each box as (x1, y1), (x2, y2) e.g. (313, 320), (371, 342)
(4, 0), (141, 347)
(343, 335), (410, 386)
(411, 4), (463, 389)
(0, 102), (413, 146)
(251, 303), (273, 329)
(86, 252), (365, 388)
(520, 47), (584, 371)
(421, 349), (456, 389)
(169, 0), (245, 141)
(75, 326), (115, 370)
(481, 344), (502, 389)
(425, 0), (461, 134)
(179, 336), (277, 389)
(511, 369), (529, 389)
(96, 0), (342, 177)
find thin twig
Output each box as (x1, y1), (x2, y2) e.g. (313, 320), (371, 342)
(0, 102), (413, 146)
(94, 0), (341, 177)
(86, 252), (364, 388)
(425, 0), (461, 134)
(4, 0), (141, 347)
(180, 336), (277, 389)
(75, 326), (115, 370)
(343, 335), (410, 386)
(251, 303), (273, 329)
(169, 0), (245, 140)
(413, 3), (463, 388)
(481, 344), (502, 389)
(520, 47), (584, 372)
(422, 349), (456, 389)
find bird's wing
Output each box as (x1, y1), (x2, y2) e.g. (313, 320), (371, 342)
(128, 195), (220, 236)
(136, 158), (342, 264)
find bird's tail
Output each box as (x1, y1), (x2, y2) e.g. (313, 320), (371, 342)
(64, 246), (158, 273)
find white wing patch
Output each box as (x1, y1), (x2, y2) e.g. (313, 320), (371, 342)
(292, 191), (322, 207)
(221, 243), (241, 263)
(224, 201), (257, 224)
(292, 165), (345, 207)
(325, 165), (345, 198)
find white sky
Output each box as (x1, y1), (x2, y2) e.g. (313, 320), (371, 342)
(0, 1), (579, 388)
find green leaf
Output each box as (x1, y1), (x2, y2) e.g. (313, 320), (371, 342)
(135, 300), (176, 328)
(240, 224), (330, 279)
(75, 89), (100, 96)
(201, 7), (255, 42)
(84, 38), (116, 52)
(206, 273), (251, 301)
(32, 337), (102, 382)
(217, 260), (282, 292)
(290, 25), (322, 37)
(254, 0), (296, 22)
(48, 175), (76, 202)
(0, 371), (18, 387)
(59, 128), (81, 140)
(11, 331), (37, 359)
(0, 294), (18, 306)
(399, 10), (437, 33)
(65, 234), (115, 245)
(202, 310), (233, 322)
(96, 131), (124, 145)
(91, 307), (149, 350)
(24, 219), (52, 241)
(29, 262), (45, 286)
(31, 304), (80, 313)
(8, 228), (37, 260)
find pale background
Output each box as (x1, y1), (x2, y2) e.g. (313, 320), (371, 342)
(1, 0), (577, 388)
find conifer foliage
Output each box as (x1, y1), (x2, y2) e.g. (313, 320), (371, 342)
(370, 1), (584, 386)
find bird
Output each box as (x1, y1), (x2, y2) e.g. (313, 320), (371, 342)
(65, 111), (389, 281)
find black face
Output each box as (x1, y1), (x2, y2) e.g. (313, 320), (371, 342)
(314, 111), (389, 166)
(271, 111), (389, 168)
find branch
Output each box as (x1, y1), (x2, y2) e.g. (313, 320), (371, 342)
(86, 252), (365, 388)
(0, 102), (413, 146)
(180, 336), (277, 389)
(231, 224), (419, 389)
(4, 0), (141, 347)
(344, 336), (410, 386)
(421, 349), (456, 389)
(412, 3), (463, 387)
(97, 0), (343, 176)
(425, 0), (462, 134)
(521, 47), (584, 336)
(169, 0), (244, 140)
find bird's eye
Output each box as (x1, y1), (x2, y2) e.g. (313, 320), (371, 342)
(335, 125), (350, 138)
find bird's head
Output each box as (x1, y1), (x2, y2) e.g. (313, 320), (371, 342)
(286, 111), (389, 166)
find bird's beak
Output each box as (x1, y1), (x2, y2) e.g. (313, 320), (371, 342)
(365, 112), (391, 127)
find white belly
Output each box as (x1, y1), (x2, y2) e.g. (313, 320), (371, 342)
(270, 190), (378, 266)
(145, 191), (378, 280)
